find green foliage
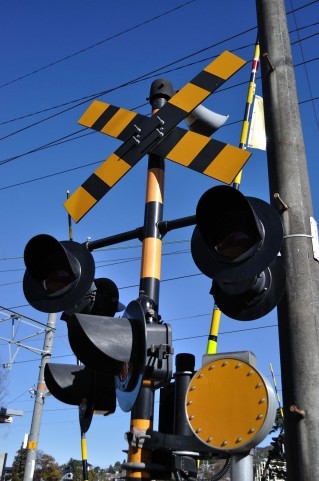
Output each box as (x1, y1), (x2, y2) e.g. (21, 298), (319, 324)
(34, 451), (61, 481)
(270, 407), (284, 434)
(11, 448), (27, 481)
(11, 449), (61, 481)
(60, 458), (83, 481)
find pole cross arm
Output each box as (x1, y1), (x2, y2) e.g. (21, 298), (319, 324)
(0, 407), (23, 423)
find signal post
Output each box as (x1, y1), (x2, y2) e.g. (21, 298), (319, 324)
(126, 78), (173, 481)
(22, 51), (284, 481)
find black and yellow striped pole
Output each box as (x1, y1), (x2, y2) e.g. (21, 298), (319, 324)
(206, 305), (221, 355)
(206, 41), (261, 356)
(66, 191), (88, 481)
(126, 79), (174, 481)
(80, 432), (89, 481)
(233, 40), (260, 190)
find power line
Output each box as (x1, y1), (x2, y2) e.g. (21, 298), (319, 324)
(0, 101), (149, 167)
(0, 28), (317, 171)
(0, 9), (317, 132)
(0, 18), (316, 152)
(0, 0), (200, 90)
(0, 305), (51, 328)
(173, 324), (278, 341)
(0, 128), (91, 167)
(0, 248), (190, 273)
(0, 270), (202, 290)
(290, 1), (319, 132)
(5, 323), (278, 366)
(1, 87), (318, 192)
(0, 0), (316, 99)
(0, 29), (256, 144)
(0, 239), (189, 263)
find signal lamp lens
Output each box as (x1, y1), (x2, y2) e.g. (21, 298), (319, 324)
(43, 269), (77, 295)
(211, 212), (260, 259)
(215, 231), (255, 258)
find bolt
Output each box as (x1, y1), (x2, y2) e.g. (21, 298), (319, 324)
(273, 192), (288, 211)
(290, 405), (306, 418)
(190, 385), (196, 391)
(248, 428), (255, 434)
(221, 440), (228, 446)
(189, 415), (195, 420)
(222, 361), (228, 367)
(247, 370), (254, 376)
(187, 400), (193, 406)
(236, 437), (243, 443)
(198, 373), (204, 379)
(259, 398), (266, 404)
(235, 363), (242, 368)
(207, 437), (213, 443)
(196, 428), (202, 433)
(256, 383), (262, 388)
(209, 364), (215, 370)
(257, 414), (263, 420)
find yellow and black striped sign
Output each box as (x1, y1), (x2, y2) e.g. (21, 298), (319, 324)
(78, 100), (145, 142)
(65, 51), (248, 222)
(152, 127), (250, 184)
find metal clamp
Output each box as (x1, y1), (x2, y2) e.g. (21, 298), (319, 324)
(150, 343), (174, 360)
(125, 426), (151, 448)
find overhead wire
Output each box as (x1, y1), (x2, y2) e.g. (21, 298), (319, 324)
(289, 0), (319, 131)
(0, 7), (317, 131)
(0, 25), (317, 173)
(0, 48), (317, 169)
(0, 239), (190, 263)
(0, 248), (190, 273)
(0, 100), (149, 167)
(0, 0), (316, 100)
(0, 271), (203, 290)
(0, 85), (318, 191)
(0, 0), (200, 91)
(0, 305), (52, 328)
(5, 323), (279, 367)
(0, 28), (257, 143)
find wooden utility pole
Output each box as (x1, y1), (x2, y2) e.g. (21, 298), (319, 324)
(256, 1), (319, 479)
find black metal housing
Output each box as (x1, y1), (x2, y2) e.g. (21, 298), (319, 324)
(44, 363), (116, 432)
(191, 186), (286, 320)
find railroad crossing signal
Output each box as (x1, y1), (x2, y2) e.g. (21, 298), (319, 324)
(23, 234), (123, 316)
(65, 51), (252, 222)
(191, 186), (286, 320)
(44, 363), (116, 433)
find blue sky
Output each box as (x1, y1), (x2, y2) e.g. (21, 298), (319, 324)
(0, 0), (318, 469)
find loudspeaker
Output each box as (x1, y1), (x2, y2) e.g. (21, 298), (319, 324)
(185, 104), (228, 136)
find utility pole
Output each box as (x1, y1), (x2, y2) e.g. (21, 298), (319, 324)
(23, 313), (56, 481)
(256, 1), (319, 479)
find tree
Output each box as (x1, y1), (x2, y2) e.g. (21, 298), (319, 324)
(270, 407), (284, 434)
(11, 448), (61, 481)
(34, 451), (61, 481)
(11, 448), (27, 481)
(61, 459), (82, 481)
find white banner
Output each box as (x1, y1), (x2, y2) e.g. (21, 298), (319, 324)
(248, 95), (266, 150)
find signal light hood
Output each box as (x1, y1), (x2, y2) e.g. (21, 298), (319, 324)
(23, 235), (95, 313)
